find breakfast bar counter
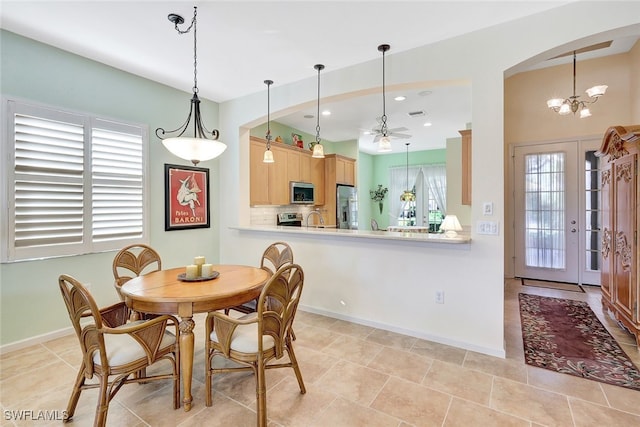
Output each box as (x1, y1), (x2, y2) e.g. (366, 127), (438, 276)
(231, 225), (471, 246)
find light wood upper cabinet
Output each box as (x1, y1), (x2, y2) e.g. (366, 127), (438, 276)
(300, 154), (312, 183)
(286, 150), (299, 183)
(335, 156), (356, 186)
(459, 129), (472, 206)
(311, 157), (325, 205)
(249, 136), (324, 206)
(269, 144), (289, 205)
(249, 140), (270, 205)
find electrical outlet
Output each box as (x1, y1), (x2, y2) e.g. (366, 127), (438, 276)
(435, 290), (444, 304)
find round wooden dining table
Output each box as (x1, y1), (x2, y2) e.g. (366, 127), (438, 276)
(120, 265), (270, 412)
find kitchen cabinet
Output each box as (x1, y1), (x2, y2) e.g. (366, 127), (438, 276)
(597, 125), (640, 346)
(323, 154), (357, 226)
(459, 129), (471, 206)
(335, 156), (356, 185)
(286, 150), (301, 184)
(249, 136), (322, 206)
(311, 157), (325, 205)
(249, 139), (270, 205)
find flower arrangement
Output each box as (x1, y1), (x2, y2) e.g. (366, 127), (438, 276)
(370, 185), (388, 214)
(370, 185), (388, 202)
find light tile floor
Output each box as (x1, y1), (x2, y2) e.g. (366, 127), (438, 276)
(1, 279), (639, 426)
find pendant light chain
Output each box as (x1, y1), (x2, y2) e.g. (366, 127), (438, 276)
(315, 64), (324, 145)
(172, 7), (198, 93)
(265, 80), (273, 150)
(381, 47), (387, 137)
(572, 51), (576, 98)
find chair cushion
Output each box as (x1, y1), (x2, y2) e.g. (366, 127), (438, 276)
(209, 314), (275, 353)
(94, 323), (176, 366)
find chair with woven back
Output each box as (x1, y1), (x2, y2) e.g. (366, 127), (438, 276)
(112, 243), (162, 302)
(227, 241), (294, 315)
(205, 263), (306, 427)
(58, 274), (180, 427)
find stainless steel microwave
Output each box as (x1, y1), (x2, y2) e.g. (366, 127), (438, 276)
(290, 182), (315, 204)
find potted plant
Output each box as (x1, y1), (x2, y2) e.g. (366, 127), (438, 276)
(370, 185), (388, 214)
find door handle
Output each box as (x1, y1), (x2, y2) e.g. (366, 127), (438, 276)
(571, 228), (577, 233)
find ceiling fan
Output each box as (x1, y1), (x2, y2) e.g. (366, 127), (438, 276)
(365, 117), (412, 142)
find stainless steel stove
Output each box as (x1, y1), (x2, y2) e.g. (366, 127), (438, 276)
(277, 212), (302, 226)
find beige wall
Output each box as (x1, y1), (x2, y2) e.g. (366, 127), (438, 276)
(503, 41), (639, 278)
(505, 51), (635, 144)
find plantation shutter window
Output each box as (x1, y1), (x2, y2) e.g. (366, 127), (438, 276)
(91, 120), (144, 244)
(3, 99), (149, 262)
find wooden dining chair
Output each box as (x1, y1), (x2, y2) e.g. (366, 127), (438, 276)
(205, 263), (306, 427)
(112, 244), (162, 301)
(58, 274), (180, 427)
(227, 241), (293, 315)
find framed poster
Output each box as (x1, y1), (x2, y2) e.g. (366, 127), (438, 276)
(164, 164), (210, 231)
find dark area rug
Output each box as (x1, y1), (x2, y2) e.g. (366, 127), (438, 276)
(518, 293), (640, 391)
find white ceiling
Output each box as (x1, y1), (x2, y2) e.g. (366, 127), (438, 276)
(2, 1), (635, 154)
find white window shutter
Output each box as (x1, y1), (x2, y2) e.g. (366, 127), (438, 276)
(91, 119), (144, 244)
(13, 110), (86, 257)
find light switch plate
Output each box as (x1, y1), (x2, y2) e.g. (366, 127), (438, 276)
(477, 221), (499, 235)
(482, 202), (493, 216)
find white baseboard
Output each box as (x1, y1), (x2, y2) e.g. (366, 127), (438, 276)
(0, 327), (75, 355)
(298, 305), (506, 359)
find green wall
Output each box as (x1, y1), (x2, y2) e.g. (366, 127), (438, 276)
(0, 30), (222, 345)
(367, 149), (446, 229)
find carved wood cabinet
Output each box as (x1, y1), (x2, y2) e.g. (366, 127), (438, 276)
(597, 125), (640, 346)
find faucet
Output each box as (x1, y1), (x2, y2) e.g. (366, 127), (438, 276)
(305, 210), (325, 228)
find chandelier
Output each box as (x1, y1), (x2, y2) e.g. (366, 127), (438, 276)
(546, 51), (607, 118)
(156, 6), (226, 165)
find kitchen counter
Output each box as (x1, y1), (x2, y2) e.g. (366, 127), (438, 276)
(231, 225), (471, 245)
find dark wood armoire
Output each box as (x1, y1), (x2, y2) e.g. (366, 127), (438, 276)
(597, 125), (640, 346)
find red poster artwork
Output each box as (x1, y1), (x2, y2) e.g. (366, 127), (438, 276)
(165, 164), (210, 230)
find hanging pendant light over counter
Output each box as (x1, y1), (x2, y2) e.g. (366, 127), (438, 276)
(263, 79), (274, 163)
(377, 44), (392, 153)
(400, 142), (415, 202)
(311, 64), (325, 159)
(155, 6), (226, 165)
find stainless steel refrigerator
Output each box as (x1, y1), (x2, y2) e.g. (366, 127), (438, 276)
(336, 185), (358, 229)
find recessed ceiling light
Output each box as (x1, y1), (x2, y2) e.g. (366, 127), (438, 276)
(363, 131), (371, 135)
(423, 122), (432, 127)
(394, 96), (406, 101)
(418, 90), (432, 97)
(304, 114), (314, 119)
(322, 110), (331, 116)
